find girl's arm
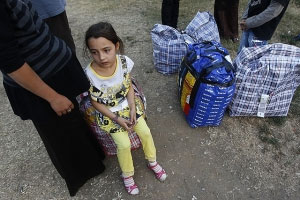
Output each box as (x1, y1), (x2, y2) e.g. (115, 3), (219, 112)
(126, 76), (136, 126)
(8, 62), (74, 116)
(91, 99), (133, 132)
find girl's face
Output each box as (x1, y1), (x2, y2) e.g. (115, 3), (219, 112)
(88, 37), (119, 69)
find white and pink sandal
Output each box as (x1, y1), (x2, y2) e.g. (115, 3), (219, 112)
(122, 175), (139, 195)
(148, 162), (167, 182)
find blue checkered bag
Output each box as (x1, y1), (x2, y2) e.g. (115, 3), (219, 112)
(178, 41), (235, 127)
(151, 11), (220, 75)
(229, 43), (300, 117)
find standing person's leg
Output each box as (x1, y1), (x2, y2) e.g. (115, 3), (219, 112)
(171, 0), (180, 29)
(238, 30), (250, 53)
(215, 0), (239, 41)
(248, 31), (268, 47)
(32, 105), (105, 196)
(227, 0), (239, 41)
(162, 0), (179, 28)
(44, 11), (76, 53)
(214, 0), (226, 38)
(238, 30), (268, 53)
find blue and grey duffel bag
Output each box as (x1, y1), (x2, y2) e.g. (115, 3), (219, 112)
(178, 41), (235, 127)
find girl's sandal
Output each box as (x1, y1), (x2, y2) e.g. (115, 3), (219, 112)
(148, 162), (167, 182)
(122, 176), (139, 195)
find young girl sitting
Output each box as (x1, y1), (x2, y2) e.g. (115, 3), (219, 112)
(83, 22), (167, 195)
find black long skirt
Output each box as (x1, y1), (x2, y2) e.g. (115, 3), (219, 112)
(214, 0), (239, 40)
(4, 55), (105, 196)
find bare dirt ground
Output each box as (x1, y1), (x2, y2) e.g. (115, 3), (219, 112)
(0, 0), (299, 200)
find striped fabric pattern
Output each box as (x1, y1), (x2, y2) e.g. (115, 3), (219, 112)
(3, 0), (71, 86)
(229, 43), (300, 116)
(151, 11), (220, 75)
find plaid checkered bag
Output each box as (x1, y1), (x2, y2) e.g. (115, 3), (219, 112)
(229, 43), (300, 117)
(76, 78), (146, 156)
(151, 11), (220, 75)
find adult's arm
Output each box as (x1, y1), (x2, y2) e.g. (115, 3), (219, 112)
(245, 0), (284, 29)
(8, 63), (74, 116)
(0, 4), (73, 116)
(241, 0), (251, 19)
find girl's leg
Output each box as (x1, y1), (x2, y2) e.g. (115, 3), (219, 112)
(110, 131), (134, 176)
(133, 117), (156, 161)
(110, 131), (139, 195)
(134, 118), (167, 181)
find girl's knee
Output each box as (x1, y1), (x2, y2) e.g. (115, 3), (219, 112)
(117, 139), (131, 150)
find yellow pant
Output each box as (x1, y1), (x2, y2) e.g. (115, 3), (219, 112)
(110, 117), (156, 176)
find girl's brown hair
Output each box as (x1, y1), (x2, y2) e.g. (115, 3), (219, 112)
(83, 22), (124, 58)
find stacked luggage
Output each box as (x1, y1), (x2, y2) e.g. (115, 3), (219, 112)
(151, 11), (220, 75)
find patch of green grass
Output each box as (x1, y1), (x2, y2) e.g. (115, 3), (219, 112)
(289, 87), (300, 117)
(258, 124), (280, 148)
(279, 33), (300, 46)
(267, 117), (287, 126)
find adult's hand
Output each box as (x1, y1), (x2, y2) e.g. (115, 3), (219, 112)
(49, 93), (74, 116)
(8, 62), (73, 116)
(240, 20), (248, 31)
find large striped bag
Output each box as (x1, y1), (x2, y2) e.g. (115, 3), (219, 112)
(229, 43), (300, 117)
(151, 11), (220, 75)
(77, 77), (146, 156)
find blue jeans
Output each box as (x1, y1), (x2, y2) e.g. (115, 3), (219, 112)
(237, 30), (268, 53)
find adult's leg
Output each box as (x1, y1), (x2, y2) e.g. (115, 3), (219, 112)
(214, 0), (239, 40)
(226, 0), (239, 40)
(237, 30), (250, 53)
(214, 0), (227, 38)
(248, 31), (268, 47)
(162, 0), (179, 28)
(171, 0), (180, 28)
(32, 106), (105, 196)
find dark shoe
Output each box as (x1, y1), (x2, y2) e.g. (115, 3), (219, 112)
(232, 38), (239, 43)
(294, 34), (300, 41)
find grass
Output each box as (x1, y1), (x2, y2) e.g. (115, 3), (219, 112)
(258, 123), (280, 149)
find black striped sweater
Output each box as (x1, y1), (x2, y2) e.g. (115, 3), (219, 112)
(1, 0), (72, 87)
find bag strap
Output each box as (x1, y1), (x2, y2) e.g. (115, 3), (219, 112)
(119, 55), (128, 73)
(187, 57), (235, 109)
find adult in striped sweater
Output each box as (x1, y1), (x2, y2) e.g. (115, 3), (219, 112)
(0, 0), (105, 196)
(31, 0), (76, 52)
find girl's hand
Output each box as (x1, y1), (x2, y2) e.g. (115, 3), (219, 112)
(116, 117), (134, 132)
(49, 94), (74, 116)
(129, 107), (137, 128)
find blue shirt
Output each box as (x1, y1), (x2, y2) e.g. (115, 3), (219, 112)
(31, 0), (66, 19)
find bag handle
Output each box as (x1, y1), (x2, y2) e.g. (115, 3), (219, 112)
(187, 58), (235, 109)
